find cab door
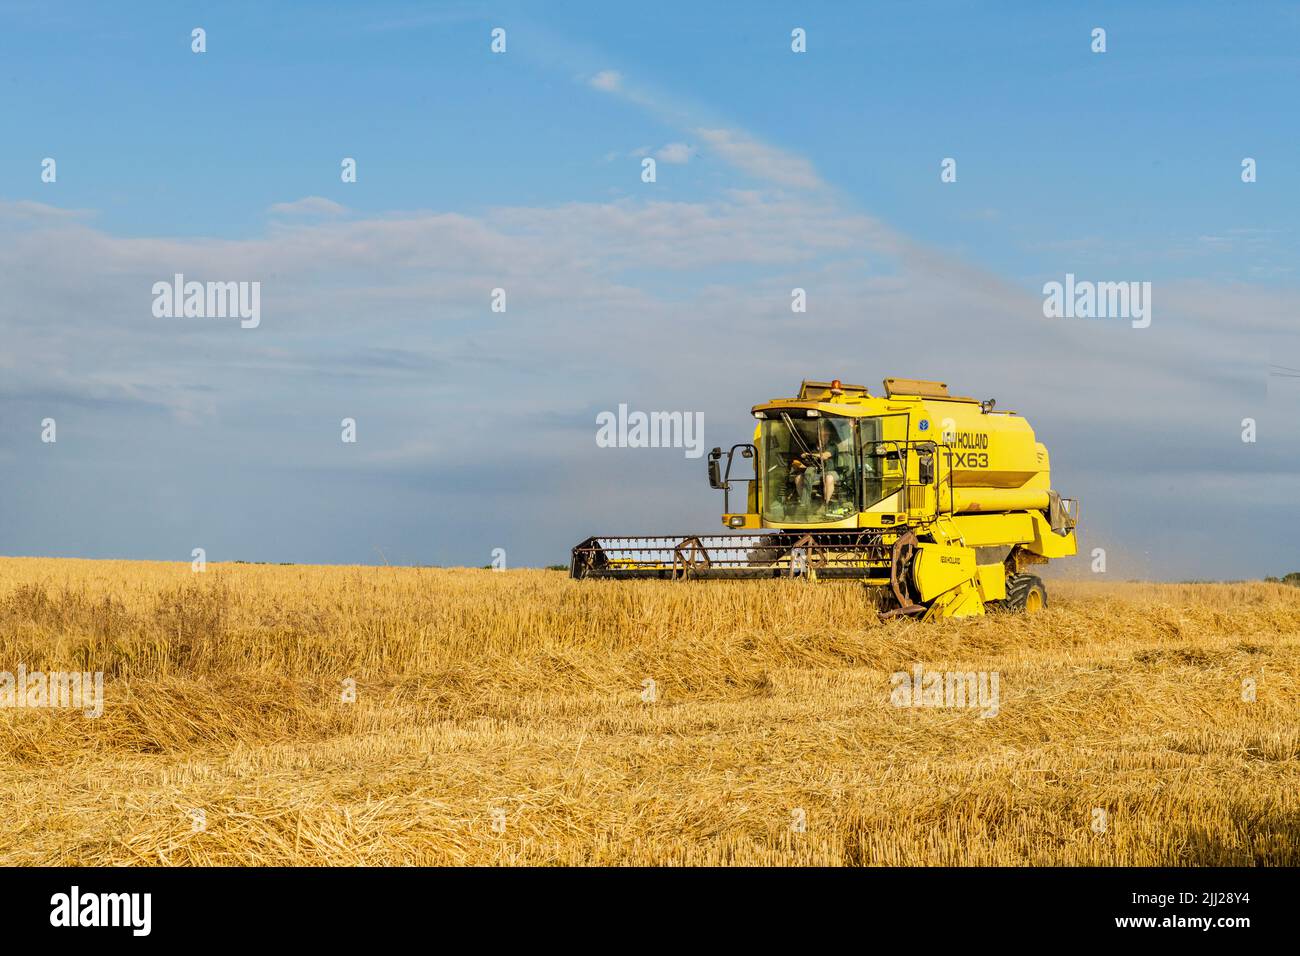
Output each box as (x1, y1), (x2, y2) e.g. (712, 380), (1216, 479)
(858, 414), (909, 514)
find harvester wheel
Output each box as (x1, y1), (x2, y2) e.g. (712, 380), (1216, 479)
(1001, 574), (1047, 614)
(880, 530), (927, 619)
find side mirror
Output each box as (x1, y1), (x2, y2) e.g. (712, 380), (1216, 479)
(708, 448), (724, 490)
(917, 451), (935, 486)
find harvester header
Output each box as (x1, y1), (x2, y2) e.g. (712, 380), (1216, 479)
(572, 376), (1079, 620)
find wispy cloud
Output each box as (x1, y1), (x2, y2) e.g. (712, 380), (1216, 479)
(588, 70), (622, 92)
(655, 143), (696, 164)
(268, 197), (349, 218)
(0, 200), (96, 224)
(583, 65), (822, 190)
(695, 128), (823, 191)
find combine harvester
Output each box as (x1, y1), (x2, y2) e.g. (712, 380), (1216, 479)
(571, 378), (1079, 620)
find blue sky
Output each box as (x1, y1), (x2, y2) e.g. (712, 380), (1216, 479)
(7, 1), (1297, 277)
(1, 1), (1298, 577)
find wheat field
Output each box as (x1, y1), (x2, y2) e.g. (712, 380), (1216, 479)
(0, 557), (1296, 866)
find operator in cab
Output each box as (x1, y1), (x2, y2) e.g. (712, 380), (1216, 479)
(792, 417), (854, 509)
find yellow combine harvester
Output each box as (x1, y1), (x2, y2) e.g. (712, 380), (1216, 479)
(571, 377), (1079, 619)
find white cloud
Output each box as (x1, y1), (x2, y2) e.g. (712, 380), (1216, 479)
(3, 192), (1296, 576)
(268, 196), (348, 217)
(589, 70), (622, 92)
(695, 128), (823, 191)
(654, 143), (695, 164)
(579, 68), (818, 190)
(0, 200), (95, 224)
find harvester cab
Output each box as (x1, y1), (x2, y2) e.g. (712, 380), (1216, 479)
(571, 377), (1079, 620)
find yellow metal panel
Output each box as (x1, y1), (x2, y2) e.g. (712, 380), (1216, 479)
(952, 488), (1051, 514)
(949, 513), (1036, 546)
(976, 563), (1006, 602)
(1030, 511), (1078, 558)
(912, 544), (976, 602)
(919, 399), (1046, 490)
(921, 578), (987, 618)
(883, 377), (950, 398)
(947, 585), (987, 617)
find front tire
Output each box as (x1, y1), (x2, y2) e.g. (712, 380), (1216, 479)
(999, 573), (1047, 614)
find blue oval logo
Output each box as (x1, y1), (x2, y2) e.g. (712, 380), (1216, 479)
(918, 419), (930, 431)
